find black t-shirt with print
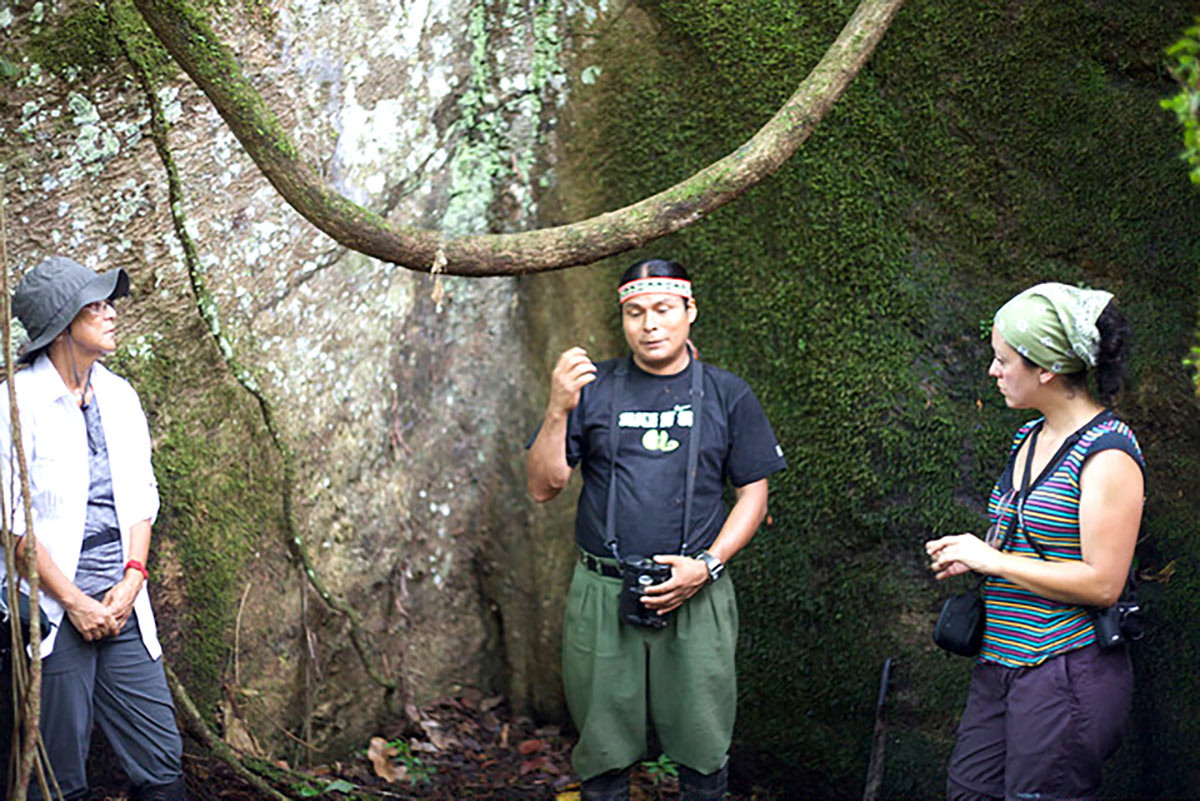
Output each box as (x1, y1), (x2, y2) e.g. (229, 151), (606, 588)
(561, 355), (786, 558)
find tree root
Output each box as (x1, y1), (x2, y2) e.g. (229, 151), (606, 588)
(164, 664), (293, 801)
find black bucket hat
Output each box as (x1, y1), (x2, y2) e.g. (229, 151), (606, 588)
(12, 256), (130, 363)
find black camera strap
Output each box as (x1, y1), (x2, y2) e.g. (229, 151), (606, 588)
(1014, 422), (1040, 554)
(604, 359), (628, 560)
(1013, 409), (1113, 561)
(981, 425), (1038, 575)
(604, 356), (704, 562)
(683, 359), (704, 557)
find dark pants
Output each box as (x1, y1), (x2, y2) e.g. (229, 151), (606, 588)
(31, 613), (183, 800)
(947, 644), (1132, 801)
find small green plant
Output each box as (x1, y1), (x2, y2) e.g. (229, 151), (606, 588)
(294, 783), (320, 797)
(296, 778), (357, 797)
(1162, 19), (1200, 185)
(641, 753), (679, 785)
(386, 738), (436, 785)
(1184, 313), (1200, 398)
(1162, 22), (1200, 396)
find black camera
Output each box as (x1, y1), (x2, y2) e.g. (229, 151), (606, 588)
(619, 555), (673, 629)
(1092, 600), (1144, 650)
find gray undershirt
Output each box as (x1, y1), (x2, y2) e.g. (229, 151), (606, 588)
(73, 395), (124, 598)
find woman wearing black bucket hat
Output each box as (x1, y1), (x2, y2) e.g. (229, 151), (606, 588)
(2, 256), (186, 800)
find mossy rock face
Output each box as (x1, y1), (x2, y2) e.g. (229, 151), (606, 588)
(558, 0), (1200, 794)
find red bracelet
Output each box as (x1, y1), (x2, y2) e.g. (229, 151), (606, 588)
(125, 559), (149, 581)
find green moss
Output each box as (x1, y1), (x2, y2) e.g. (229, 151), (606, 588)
(109, 333), (285, 720)
(566, 0), (1200, 794)
(15, 0), (175, 84)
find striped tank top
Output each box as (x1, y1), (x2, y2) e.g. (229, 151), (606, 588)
(979, 414), (1144, 667)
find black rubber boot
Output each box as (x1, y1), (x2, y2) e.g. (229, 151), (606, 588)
(581, 766), (632, 801)
(679, 763), (728, 801)
(133, 775), (189, 801)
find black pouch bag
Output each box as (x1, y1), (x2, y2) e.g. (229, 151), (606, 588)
(933, 421), (1046, 657)
(934, 581), (985, 656)
(0, 591), (52, 657)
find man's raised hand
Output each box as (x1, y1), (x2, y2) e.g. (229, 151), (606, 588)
(549, 347), (597, 415)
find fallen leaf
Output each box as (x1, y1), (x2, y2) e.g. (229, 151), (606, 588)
(555, 791), (581, 801)
(460, 687), (484, 709)
(221, 695), (263, 757)
(367, 737), (403, 783)
(420, 719), (458, 751)
(518, 738), (544, 755)
(1142, 559), (1177, 583)
(500, 722), (510, 748)
(481, 695), (504, 712)
(520, 754), (557, 775)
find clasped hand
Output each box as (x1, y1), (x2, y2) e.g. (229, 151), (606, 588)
(924, 533), (998, 580)
(640, 555), (709, 615)
(67, 573), (141, 641)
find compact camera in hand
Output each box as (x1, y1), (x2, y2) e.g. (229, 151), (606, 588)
(619, 555), (673, 629)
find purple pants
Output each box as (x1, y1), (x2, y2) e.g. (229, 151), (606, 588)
(946, 644), (1132, 801)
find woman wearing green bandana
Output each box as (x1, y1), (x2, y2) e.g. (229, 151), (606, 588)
(926, 283), (1145, 801)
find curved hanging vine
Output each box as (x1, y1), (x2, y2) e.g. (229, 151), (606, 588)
(129, 0), (907, 276)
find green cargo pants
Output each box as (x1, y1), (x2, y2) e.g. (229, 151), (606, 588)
(562, 556), (738, 781)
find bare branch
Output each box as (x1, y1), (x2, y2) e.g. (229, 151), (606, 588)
(129, 0), (906, 276)
(1, 176), (54, 801)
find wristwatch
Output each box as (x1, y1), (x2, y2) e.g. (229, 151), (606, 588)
(697, 551), (725, 583)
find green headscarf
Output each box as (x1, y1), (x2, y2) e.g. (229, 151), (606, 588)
(993, 282), (1113, 374)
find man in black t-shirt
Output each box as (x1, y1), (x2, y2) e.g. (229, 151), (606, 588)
(527, 259), (786, 801)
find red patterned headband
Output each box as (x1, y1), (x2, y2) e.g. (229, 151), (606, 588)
(618, 277), (692, 304)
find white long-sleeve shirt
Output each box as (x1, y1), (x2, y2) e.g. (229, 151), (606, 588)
(1, 354), (161, 658)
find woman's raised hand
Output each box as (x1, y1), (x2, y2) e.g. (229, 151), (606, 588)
(925, 533), (996, 580)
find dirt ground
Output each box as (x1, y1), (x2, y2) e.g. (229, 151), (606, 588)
(83, 690), (698, 801)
